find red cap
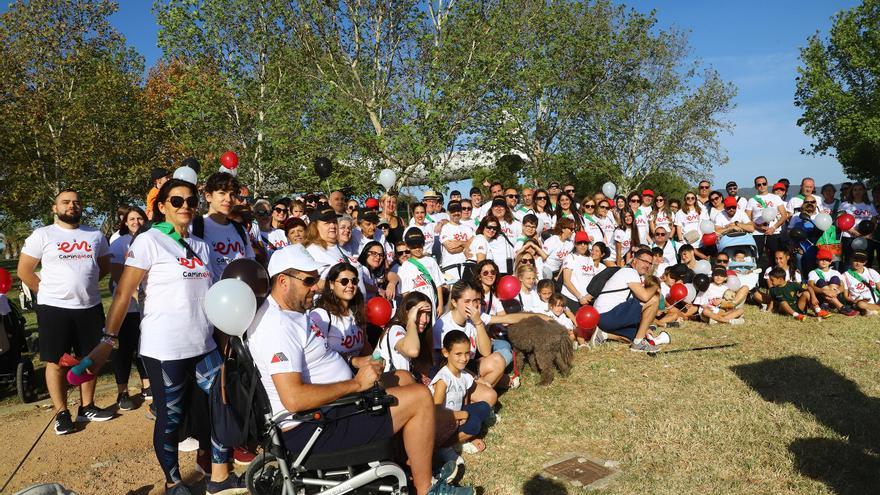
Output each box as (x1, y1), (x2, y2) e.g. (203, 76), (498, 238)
(816, 249), (834, 261)
(365, 198), (380, 209)
(574, 231), (590, 243)
(641, 189), (654, 197)
(772, 182), (787, 191)
(723, 196), (738, 208)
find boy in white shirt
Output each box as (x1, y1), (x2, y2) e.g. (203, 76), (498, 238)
(398, 228), (444, 318)
(695, 268), (744, 324)
(193, 172), (256, 282)
(843, 251), (880, 315)
(808, 249), (859, 316)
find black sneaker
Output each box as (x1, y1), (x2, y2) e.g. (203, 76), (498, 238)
(205, 472), (247, 495)
(165, 483), (193, 495)
(142, 387), (153, 401)
(77, 404), (115, 422)
(54, 409), (75, 435)
(117, 392), (135, 411)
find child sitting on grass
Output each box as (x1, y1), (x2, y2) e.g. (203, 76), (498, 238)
(842, 251), (880, 316)
(431, 330), (493, 455)
(655, 268), (684, 328)
(542, 292), (579, 345)
(695, 268), (745, 324)
(768, 267), (830, 320)
(807, 249), (859, 316)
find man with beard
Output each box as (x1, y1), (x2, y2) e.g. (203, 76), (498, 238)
(18, 190), (114, 434)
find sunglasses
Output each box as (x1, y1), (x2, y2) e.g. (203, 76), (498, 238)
(481, 270), (497, 276)
(598, 204), (609, 209)
(686, 196), (696, 201)
(756, 182), (768, 186)
(484, 225), (499, 230)
(699, 185), (710, 189)
(167, 196), (198, 209)
(630, 199), (640, 203)
(584, 204), (595, 208)
(803, 200), (817, 205)
(396, 249), (410, 256)
(347, 206), (356, 211)
(711, 197), (721, 201)
(564, 189), (575, 194)
(367, 251), (384, 258)
(717, 258), (729, 263)
(286, 273), (318, 287)
(656, 198), (665, 202)
(506, 194), (519, 199)
(655, 232), (667, 237)
(535, 196), (548, 201)
(274, 207), (289, 213)
(462, 207), (472, 211)
(520, 258), (535, 264)
(335, 276), (359, 287)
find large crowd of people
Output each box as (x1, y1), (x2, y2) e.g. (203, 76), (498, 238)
(15, 168), (880, 494)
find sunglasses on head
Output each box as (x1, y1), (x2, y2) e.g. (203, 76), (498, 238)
(167, 196), (198, 209)
(274, 207), (288, 213)
(335, 276), (359, 287)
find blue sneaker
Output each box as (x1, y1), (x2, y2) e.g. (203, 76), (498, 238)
(205, 472), (247, 495)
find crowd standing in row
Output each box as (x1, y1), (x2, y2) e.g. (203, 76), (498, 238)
(16, 166), (879, 494)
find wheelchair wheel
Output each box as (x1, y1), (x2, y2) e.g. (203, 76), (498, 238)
(245, 451), (285, 495)
(17, 358), (37, 403)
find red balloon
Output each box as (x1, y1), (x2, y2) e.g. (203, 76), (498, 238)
(726, 269), (737, 277)
(666, 283), (687, 305)
(701, 232), (717, 246)
(220, 151), (239, 170)
(496, 275), (521, 301)
(365, 296), (393, 327)
(0, 268), (10, 295)
(836, 213), (855, 232)
(575, 305), (600, 331)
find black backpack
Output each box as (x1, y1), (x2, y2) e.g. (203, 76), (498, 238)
(210, 338), (272, 447)
(585, 266), (625, 299)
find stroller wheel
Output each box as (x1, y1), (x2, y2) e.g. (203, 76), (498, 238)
(17, 358), (37, 403)
(245, 451), (285, 495)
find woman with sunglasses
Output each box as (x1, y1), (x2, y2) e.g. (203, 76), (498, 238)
(614, 209), (640, 266)
(627, 192), (651, 244)
(650, 194), (673, 237)
(594, 199), (618, 250)
(674, 192), (709, 255)
(102, 179), (244, 494)
(469, 214), (513, 274)
(346, 199), (360, 220)
(489, 197), (522, 242)
(379, 193), (405, 245)
(358, 240), (399, 302)
(561, 233), (607, 312)
(531, 188), (555, 233)
(580, 197), (604, 248)
(841, 181), (878, 268)
(251, 198), (289, 258)
(554, 193), (584, 232)
(706, 191), (726, 221)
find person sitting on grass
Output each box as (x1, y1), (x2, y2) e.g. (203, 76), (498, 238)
(655, 267), (684, 328)
(536, 279), (555, 311)
(431, 330), (494, 456)
(768, 267), (829, 320)
(542, 292), (579, 346)
(807, 249), (859, 316)
(694, 268), (745, 325)
(842, 250), (880, 316)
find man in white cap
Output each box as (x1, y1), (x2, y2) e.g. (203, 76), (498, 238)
(247, 244), (471, 495)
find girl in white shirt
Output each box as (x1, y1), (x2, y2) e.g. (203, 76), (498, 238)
(542, 217), (575, 277)
(375, 292), (435, 383)
(614, 209), (639, 266)
(531, 188), (556, 233)
(515, 263), (542, 313)
(562, 240), (607, 310)
(650, 194), (674, 235)
(311, 263), (373, 365)
(841, 182), (878, 266)
(696, 268), (745, 324)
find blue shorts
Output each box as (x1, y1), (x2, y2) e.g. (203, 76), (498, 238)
(598, 297), (642, 342)
(491, 339), (513, 366)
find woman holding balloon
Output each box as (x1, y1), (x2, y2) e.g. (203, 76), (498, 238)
(99, 178), (243, 494)
(840, 182), (877, 269)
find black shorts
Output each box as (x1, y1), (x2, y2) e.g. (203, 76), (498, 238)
(282, 403), (393, 456)
(36, 303), (105, 363)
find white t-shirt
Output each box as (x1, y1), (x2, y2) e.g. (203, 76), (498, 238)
(108, 234), (139, 314)
(308, 308), (366, 358)
(468, 234), (489, 262)
(246, 296), (352, 429)
(482, 291), (505, 316)
(398, 256), (443, 311)
(786, 195), (806, 214)
(652, 240), (679, 266)
(487, 236), (514, 274)
(674, 209), (708, 242)
(375, 324), (412, 372)
(593, 267), (640, 314)
(613, 229), (632, 258)
(534, 211), (555, 233)
(819, 199), (840, 216)
(634, 207), (651, 241)
(694, 283), (728, 312)
(265, 228), (290, 252)
(433, 311), (492, 357)
(517, 287), (543, 313)
(499, 219), (522, 241)
(652, 209), (673, 233)
(561, 253), (604, 301)
(713, 210), (751, 229)
(747, 194), (785, 235)
(407, 221), (435, 253)
(511, 205), (532, 223)
(840, 202), (877, 238)
(125, 229), (215, 360)
(808, 268), (843, 284)
(430, 365), (474, 412)
(543, 309), (574, 330)
(843, 268), (880, 302)
(439, 222), (474, 269)
(763, 266), (802, 283)
(543, 235), (572, 273)
(306, 243), (351, 278)
(21, 224), (110, 309)
(196, 216), (256, 282)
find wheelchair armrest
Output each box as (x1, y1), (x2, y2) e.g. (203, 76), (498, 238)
(289, 387), (398, 422)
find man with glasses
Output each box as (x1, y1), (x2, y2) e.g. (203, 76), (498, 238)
(547, 181), (561, 210)
(459, 199), (478, 231)
(651, 226), (679, 266)
(248, 245), (469, 495)
(697, 180), (712, 207)
(725, 181), (748, 212)
(786, 177), (816, 214)
(505, 187), (531, 222)
(591, 248), (664, 353)
(747, 176), (788, 267)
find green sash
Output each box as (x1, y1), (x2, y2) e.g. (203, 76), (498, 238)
(753, 195), (767, 208)
(846, 269), (880, 301)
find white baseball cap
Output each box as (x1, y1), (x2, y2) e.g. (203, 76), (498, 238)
(267, 244), (323, 277)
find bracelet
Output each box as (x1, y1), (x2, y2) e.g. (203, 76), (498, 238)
(101, 335), (119, 349)
(102, 332), (119, 340)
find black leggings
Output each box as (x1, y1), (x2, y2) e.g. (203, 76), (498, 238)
(114, 312), (146, 386)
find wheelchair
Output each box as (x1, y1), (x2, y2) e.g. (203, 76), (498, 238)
(226, 337), (411, 495)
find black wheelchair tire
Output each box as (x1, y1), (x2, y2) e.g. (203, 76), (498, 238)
(17, 358), (37, 403)
(245, 451), (284, 495)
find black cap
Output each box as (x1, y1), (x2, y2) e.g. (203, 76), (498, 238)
(309, 205), (338, 223)
(359, 209), (380, 224)
(151, 167), (170, 182)
(404, 227), (426, 248)
(726, 181), (737, 188)
(447, 201), (462, 213)
(491, 197), (506, 208)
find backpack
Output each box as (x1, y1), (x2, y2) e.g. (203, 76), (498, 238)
(585, 266), (623, 299)
(192, 215), (248, 245)
(210, 338), (272, 447)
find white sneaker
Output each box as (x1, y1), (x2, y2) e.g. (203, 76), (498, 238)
(589, 329), (607, 347)
(728, 318), (745, 325)
(508, 375), (520, 389)
(178, 437), (199, 452)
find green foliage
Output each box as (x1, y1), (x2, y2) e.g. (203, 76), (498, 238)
(795, 0), (880, 183)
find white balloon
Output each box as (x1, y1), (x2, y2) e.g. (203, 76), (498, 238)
(814, 213), (833, 231)
(684, 283), (697, 303)
(378, 169), (397, 190)
(219, 165), (237, 176)
(726, 274), (742, 291)
(173, 166), (198, 185)
(694, 259), (712, 275)
(204, 279), (257, 337)
(700, 219), (715, 235)
(761, 207), (777, 224)
(601, 181), (617, 198)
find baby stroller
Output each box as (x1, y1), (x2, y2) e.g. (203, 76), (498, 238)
(716, 233), (760, 290)
(0, 296), (38, 403)
(222, 337), (409, 495)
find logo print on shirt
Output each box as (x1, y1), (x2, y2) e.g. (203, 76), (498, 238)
(271, 352), (288, 363)
(58, 240), (92, 253)
(215, 240), (244, 256)
(178, 257), (205, 269)
(412, 274), (429, 289)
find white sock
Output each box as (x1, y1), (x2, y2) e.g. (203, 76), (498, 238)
(633, 338), (643, 345)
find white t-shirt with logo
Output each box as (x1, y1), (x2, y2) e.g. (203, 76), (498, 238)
(499, 219), (523, 241)
(534, 211), (555, 233)
(694, 283), (728, 312)
(581, 215), (603, 248)
(432, 311), (492, 356)
(593, 267), (640, 314)
(561, 253), (605, 301)
(613, 228), (633, 258)
(247, 296), (352, 429)
(125, 229), (215, 360)
(747, 193), (785, 235)
(840, 202), (877, 238)
(517, 287), (543, 313)
(713, 209), (751, 229)
(819, 199), (840, 216)
(308, 308), (366, 358)
(762, 266), (802, 283)
(21, 224), (110, 309)
(652, 209), (673, 233)
(674, 208), (709, 243)
(843, 268), (880, 302)
(252, 225), (290, 255)
(307, 243), (352, 278)
(407, 221), (436, 253)
(197, 216), (256, 282)
(430, 365), (474, 412)
(108, 233), (140, 313)
(439, 222), (475, 269)
(375, 324), (412, 373)
(543, 235), (572, 273)
(634, 207), (652, 241)
(398, 256), (443, 311)
(808, 268), (843, 284)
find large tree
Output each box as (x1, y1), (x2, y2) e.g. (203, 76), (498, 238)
(795, 0), (880, 183)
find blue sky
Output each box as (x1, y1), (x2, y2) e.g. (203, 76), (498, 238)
(3, 0), (860, 189)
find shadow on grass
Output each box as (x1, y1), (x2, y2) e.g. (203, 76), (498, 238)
(731, 355), (880, 494)
(522, 475), (568, 495)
